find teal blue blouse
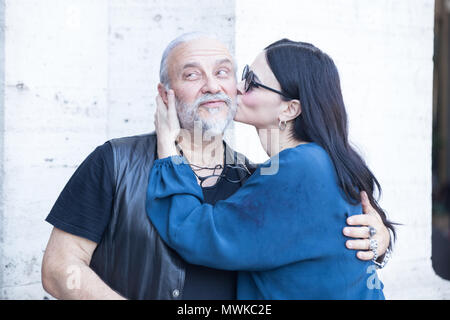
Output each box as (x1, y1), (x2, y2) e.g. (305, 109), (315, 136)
(146, 143), (384, 300)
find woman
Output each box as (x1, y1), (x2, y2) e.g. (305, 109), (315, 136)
(146, 39), (396, 299)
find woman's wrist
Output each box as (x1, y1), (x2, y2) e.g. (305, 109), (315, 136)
(157, 141), (178, 159)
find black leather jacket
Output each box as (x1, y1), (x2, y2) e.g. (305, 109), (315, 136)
(89, 132), (254, 299)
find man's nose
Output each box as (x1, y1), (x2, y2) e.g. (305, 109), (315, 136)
(201, 76), (221, 94)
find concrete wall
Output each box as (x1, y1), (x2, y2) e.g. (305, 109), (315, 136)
(0, 0), (449, 299)
(0, 0), (235, 300)
(0, 0), (5, 300)
(1, 0), (110, 299)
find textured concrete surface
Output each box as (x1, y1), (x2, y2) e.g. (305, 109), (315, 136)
(0, 0), (5, 300)
(0, 0), (235, 299)
(1, 0), (110, 300)
(0, 0), (449, 299)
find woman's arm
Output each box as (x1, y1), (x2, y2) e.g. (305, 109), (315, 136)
(146, 151), (350, 271)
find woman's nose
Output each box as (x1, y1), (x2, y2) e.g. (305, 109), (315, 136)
(236, 80), (245, 95)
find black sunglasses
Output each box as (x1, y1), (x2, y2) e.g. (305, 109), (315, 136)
(241, 65), (294, 99)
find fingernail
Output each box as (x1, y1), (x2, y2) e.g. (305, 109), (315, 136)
(347, 241), (352, 248)
(343, 228), (350, 235)
(347, 218), (353, 224)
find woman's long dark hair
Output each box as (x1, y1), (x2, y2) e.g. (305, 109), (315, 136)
(265, 39), (397, 248)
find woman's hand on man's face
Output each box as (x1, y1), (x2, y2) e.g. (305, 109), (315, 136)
(342, 191), (391, 261)
(155, 90), (180, 159)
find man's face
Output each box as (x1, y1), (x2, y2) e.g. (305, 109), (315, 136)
(166, 37), (237, 135)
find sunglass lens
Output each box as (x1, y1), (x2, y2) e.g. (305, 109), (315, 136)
(241, 65), (247, 81)
(245, 68), (252, 92)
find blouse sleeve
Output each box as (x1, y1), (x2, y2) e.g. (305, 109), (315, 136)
(146, 152), (346, 271)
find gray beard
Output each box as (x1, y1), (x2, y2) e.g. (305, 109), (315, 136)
(175, 93), (236, 136)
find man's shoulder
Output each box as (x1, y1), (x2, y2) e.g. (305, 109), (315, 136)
(108, 131), (156, 148)
(107, 132), (157, 157)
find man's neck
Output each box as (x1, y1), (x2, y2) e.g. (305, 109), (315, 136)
(177, 130), (225, 167)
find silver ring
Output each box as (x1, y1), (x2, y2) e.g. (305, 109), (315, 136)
(369, 238), (378, 261)
(368, 226), (377, 238)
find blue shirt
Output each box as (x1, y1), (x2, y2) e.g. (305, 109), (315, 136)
(146, 143), (384, 300)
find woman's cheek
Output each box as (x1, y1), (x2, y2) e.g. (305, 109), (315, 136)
(235, 92), (265, 124)
(240, 92), (259, 110)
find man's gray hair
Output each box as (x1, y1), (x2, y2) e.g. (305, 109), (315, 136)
(159, 32), (236, 90)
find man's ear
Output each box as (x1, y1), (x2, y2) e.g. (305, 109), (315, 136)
(157, 83), (169, 105)
(280, 99), (302, 122)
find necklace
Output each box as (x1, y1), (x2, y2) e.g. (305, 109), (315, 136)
(175, 142), (225, 186)
(174, 141), (250, 187)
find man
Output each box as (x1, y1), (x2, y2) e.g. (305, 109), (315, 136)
(41, 32), (391, 300)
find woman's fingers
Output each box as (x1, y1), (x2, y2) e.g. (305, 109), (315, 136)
(166, 90), (180, 134)
(356, 251), (374, 261)
(346, 212), (375, 227)
(345, 217), (388, 258)
(167, 90), (180, 130)
(346, 239), (370, 250)
(154, 91), (180, 159)
(344, 193), (391, 261)
(360, 191), (383, 222)
(167, 90), (176, 114)
(154, 94), (169, 138)
(345, 239), (374, 261)
(360, 191), (370, 209)
(343, 226), (370, 239)
(156, 94), (167, 116)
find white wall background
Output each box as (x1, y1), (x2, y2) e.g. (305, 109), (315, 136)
(0, 0), (448, 299)
(0, 0), (235, 299)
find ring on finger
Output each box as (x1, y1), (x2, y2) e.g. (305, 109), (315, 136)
(368, 226), (377, 239)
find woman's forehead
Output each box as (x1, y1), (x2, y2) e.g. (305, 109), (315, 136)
(250, 51), (280, 88)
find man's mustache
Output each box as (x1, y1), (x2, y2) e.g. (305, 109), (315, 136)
(193, 93), (233, 110)
(174, 92), (236, 133)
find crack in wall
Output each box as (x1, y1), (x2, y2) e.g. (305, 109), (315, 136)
(0, 0), (5, 300)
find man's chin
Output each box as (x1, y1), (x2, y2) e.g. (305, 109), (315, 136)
(196, 113), (228, 125)
(202, 119), (233, 136)
(197, 106), (228, 118)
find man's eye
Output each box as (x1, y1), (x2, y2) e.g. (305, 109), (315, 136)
(217, 70), (229, 77)
(185, 73), (199, 79)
